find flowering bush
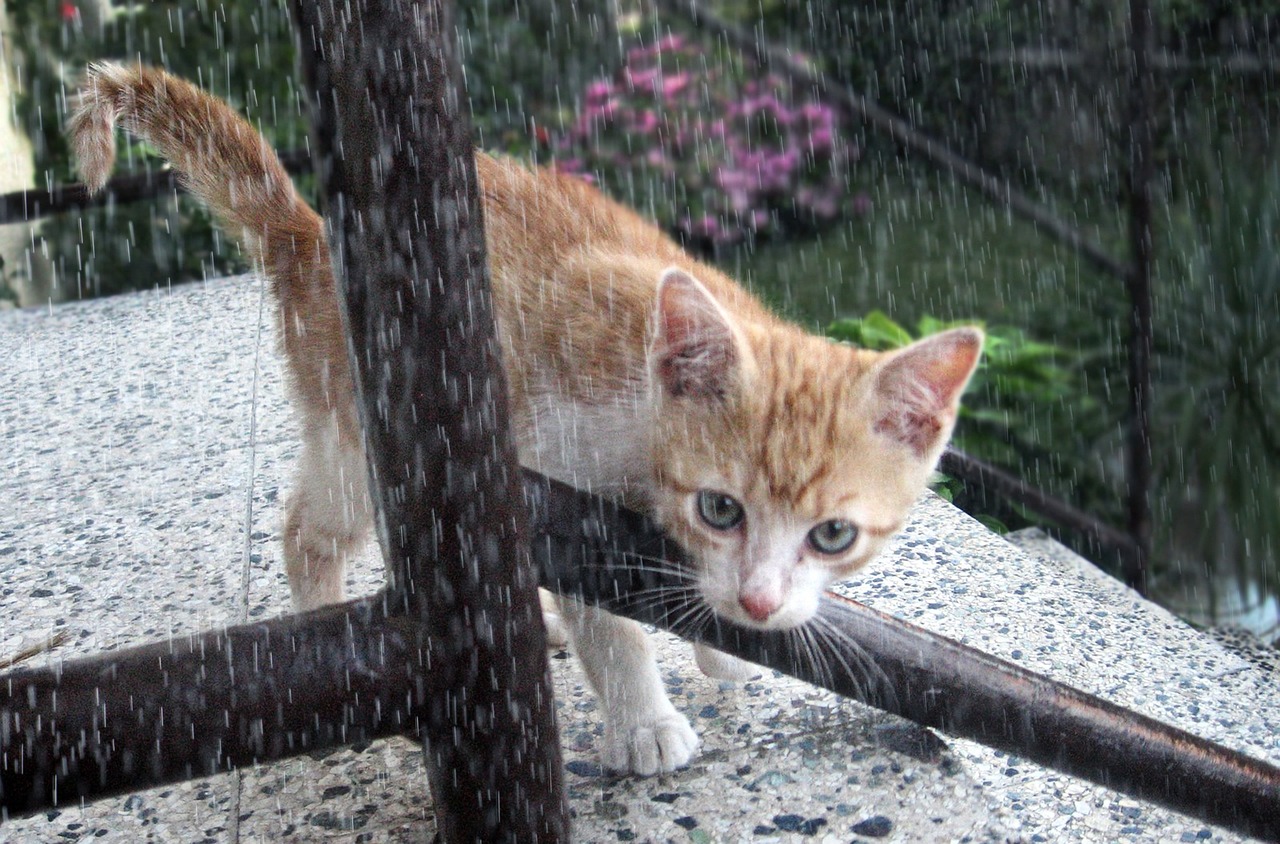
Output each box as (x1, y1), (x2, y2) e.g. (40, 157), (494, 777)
(554, 34), (868, 247)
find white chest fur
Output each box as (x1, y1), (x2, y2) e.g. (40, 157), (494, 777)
(516, 388), (653, 505)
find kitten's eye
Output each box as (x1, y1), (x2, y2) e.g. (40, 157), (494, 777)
(696, 490), (745, 530)
(808, 520), (858, 554)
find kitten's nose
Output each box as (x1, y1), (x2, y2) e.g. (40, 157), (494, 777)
(738, 592), (780, 622)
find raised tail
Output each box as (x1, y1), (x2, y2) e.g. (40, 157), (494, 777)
(68, 62), (325, 293)
(68, 62), (347, 425)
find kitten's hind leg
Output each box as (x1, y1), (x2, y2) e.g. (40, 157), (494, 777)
(560, 597), (699, 775)
(283, 427), (372, 611)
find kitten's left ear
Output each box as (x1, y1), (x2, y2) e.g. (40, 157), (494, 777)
(872, 327), (984, 458)
(650, 267), (741, 400)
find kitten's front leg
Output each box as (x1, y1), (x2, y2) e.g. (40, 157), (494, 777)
(561, 598), (699, 775)
(694, 643), (762, 682)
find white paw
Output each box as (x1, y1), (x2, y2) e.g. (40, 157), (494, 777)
(601, 710), (699, 776)
(538, 588), (570, 648)
(542, 608), (570, 649)
(694, 643), (761, 681)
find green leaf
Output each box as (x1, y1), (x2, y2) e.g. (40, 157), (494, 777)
(863, 310), (914, 348)
(828, 310), (915, 350)
(974, 514), (1010, 535)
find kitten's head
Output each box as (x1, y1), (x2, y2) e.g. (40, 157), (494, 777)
(646, 267), (983, 631)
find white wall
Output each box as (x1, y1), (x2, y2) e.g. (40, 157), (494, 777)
(0, 0), (57, 308)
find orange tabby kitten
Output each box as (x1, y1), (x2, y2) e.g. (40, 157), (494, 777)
(69, 63), (982, 775)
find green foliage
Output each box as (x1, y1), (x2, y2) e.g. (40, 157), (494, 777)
(1155, 143), (1280, 598)
(10, 0), (308, 176)
(929, 473), (1009, 533)
(826, 311), (915, 350)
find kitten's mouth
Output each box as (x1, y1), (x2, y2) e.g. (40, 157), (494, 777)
(707, 597), (811, 632)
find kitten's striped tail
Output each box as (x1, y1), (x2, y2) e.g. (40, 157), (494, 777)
(67, 62), (326, 300)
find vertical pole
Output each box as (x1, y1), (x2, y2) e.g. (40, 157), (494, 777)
(1125, 0), (1155, 594)
(289, 1), (568, 840)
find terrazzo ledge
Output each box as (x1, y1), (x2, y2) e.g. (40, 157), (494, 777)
(1, 275), (1276, 843)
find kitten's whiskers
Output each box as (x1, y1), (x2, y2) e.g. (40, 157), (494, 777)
(808, 611), (892, 706)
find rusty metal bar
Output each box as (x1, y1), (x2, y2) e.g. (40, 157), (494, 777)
(287, 0), (567, 840)
(2, 2), (1275, 836)
(797, 594), (1280, 842)
(0, 597), (412, 815)
(940, 447), (1144, 568)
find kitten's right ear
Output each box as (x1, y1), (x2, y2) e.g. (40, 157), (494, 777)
(651, 267), (740, 400)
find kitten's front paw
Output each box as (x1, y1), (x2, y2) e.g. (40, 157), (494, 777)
(538, 589), (570, 649)
(542, 609), (570, 649)
(694, 643), (761, 681)
(601, 710), (699, 776)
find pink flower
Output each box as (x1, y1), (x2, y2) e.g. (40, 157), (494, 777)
(725, 187), (753, 214)
(799, 103), (835, 125)
(661, 73), (692, 100)
(811, 195), (839, 218)
(624, 66), (661, 93)
(806, 127), (834, 152)
(585, 98), (621, 120)
(646, 149), (670, 169)
(715, 169), (752, 192)
(654, 34), (685, 53)
(629, 109), (659, 135)
(584, 80), (615, 104)
(681, 214), (721, 240)
(553, 160), (596, 184)
(769, 149), (800, 175)
(557, 36), (862, 238)
(574, 98), (622, 140)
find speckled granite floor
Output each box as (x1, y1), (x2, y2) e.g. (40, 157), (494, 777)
(1, 276), (1276, 843)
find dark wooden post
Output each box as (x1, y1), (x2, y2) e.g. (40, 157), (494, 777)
(1125, 0), (1155, 594)
(289, 1), (568, 840)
